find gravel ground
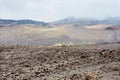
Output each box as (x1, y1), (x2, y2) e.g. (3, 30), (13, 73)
(0, 43), (120, 80)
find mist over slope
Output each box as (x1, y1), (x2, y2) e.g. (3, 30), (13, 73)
(0, 25), (120, 46)
(52, 17), (120, 26)
(0, 17), (120, 46)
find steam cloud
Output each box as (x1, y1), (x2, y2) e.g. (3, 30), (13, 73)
(106, 31), (118, 43)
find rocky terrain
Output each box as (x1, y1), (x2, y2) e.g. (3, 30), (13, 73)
(0, 43), (120, 80)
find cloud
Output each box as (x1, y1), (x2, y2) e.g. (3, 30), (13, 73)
(0, 0), (120, 21)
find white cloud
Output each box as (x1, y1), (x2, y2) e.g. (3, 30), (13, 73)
(0, 0), (120, 22)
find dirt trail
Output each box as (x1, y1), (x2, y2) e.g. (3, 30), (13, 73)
(0, 43), (120, 80)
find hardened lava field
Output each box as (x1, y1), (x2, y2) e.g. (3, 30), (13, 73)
(0, 43), (120, 80)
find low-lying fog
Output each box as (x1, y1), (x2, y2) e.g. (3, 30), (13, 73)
(0, 25), (120, 46)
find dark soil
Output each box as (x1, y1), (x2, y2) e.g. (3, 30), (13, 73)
(0, 44), (120, 80)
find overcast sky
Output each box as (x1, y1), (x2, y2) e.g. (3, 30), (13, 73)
(0, 0), (120, 22)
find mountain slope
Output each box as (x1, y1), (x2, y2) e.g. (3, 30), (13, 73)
(52, 17), (120, 26)
(0, 19), (48, 26)
(0, 25), (120, 46)
(1, 17), (120, 27)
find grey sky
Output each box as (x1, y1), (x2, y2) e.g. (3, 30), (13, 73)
(0, 0), (120, 22)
